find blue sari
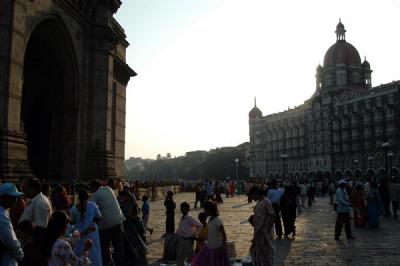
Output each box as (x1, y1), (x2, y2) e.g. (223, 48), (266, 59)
(367, 189), (381, 228)
(70, 201), (103, 266)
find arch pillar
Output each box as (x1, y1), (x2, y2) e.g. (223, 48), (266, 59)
(0, 0), (31, 180)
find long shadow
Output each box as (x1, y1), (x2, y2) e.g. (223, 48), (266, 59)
(232, 203), (251, 209)
(273, 238), (294, 266)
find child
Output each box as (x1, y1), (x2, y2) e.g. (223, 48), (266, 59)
(195, 212), (208, 254)
(141, 195), (153, 235)
(192, 201), (230, 266)
(164, 191), (176, 235)
(176, 202), (202, 266)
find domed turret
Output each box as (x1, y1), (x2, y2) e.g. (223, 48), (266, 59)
(335, 18), (346, 41)
(249, 98), (262, 119)
(319, 20), (370, 92)
(324, 19), (361, 68)
(362, 56), (370, 69)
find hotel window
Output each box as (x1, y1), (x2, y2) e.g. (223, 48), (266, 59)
(387, 108), (394, 119)
(364, 128), (370, 137)
(388, 94), (394, 104)
(337, 71), (347, 86)
(374, 111), (381, 122)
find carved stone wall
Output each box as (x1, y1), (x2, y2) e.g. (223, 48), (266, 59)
(0, 0), (135, 181)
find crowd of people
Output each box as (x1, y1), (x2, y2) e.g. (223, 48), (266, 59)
(0, 178), (149, 266)
(1, 175), (399, 266)
(334, 176), (400, 240)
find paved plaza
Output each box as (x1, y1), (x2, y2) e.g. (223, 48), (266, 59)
(144, 192), (400, 265)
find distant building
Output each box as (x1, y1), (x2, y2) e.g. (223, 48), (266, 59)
(249, 21), (399, 180)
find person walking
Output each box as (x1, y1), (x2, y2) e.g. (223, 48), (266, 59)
(214, 181), (223, 204)
(281, 182), (300, 238)
(248, 186), (275, 266)
(164, 191), (176, 235)
(176, 202), (202, 266)
(352, 184), (367, 227)
(328, 181), (336, 205)
(70, 190), (103, 266)
(194, 183), (202, 208)
(389, 177), (400, 219)
(119, 190), (148, 265)
(90, 180), (126, 266)
(206, 181), (214, 201)
(299, 182), (307, 208)
(367, 182), (382, 228)
(334, 180), (355, 240)
(191, 201), (229, 266)
(379, 178), (391, 217)
(266, 179), (284, 239)
(0, 183), (25, 266)
(307, 182), (316, 207)
(141, 195), (153, 235)
(194, 212), (208, 254)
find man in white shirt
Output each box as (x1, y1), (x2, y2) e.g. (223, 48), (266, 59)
(90, 179), (126, 266)
(19, 178), (52, 239)
(0, 183), (25, 266)
(176, 202), (202, 266)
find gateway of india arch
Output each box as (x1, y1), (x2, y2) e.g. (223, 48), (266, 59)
(0, 0), (135, 181)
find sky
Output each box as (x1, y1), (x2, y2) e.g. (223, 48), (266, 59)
(115, 0), (400, 160)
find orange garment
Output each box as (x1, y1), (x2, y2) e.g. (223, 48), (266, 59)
(195, 224), (208, 253)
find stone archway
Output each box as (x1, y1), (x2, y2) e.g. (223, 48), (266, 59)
(21, 18), (78, 180)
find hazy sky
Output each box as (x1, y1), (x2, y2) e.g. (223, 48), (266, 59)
(115, 0), (400, 160)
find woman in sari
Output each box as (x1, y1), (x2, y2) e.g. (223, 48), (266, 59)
(352, 184), (367, 227)
(249, 186), (275, 266)
(214, 181), (223, 204)
(118, 190), (148, 266)
(367, 182), (382, 228)
(70, 190), (102, 266)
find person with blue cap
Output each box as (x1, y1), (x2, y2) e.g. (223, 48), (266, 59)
(0, 183), (25, 265)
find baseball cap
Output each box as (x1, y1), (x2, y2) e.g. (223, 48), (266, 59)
(0, 183), (24, 197)
(338, 179), (347, 185)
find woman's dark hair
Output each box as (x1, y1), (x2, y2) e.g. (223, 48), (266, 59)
(78, 190), (89, 220)
(43, 211), (70, 258)
(249, 186), (264, 196)
(17, 220), (33, 236)
(180, 202), (190, 210)
(90, 180), (101, 190)
(119, 190), (131, 198)
(25, 178), (42, 193)
(42, 183), (51, 197)
(142, 195), (149, 202)
(198, 212), (207, 222)
(203, 201), (219, 217)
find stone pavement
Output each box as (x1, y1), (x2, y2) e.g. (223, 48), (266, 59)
(142, 192), (400, 265)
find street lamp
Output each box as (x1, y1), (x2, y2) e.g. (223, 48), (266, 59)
(280, 153), (288, 179)
(235, 158), (239, 181)
(382, 142), (390, 179)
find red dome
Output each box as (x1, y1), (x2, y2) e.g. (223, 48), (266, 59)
(323, 41), (361, 67)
